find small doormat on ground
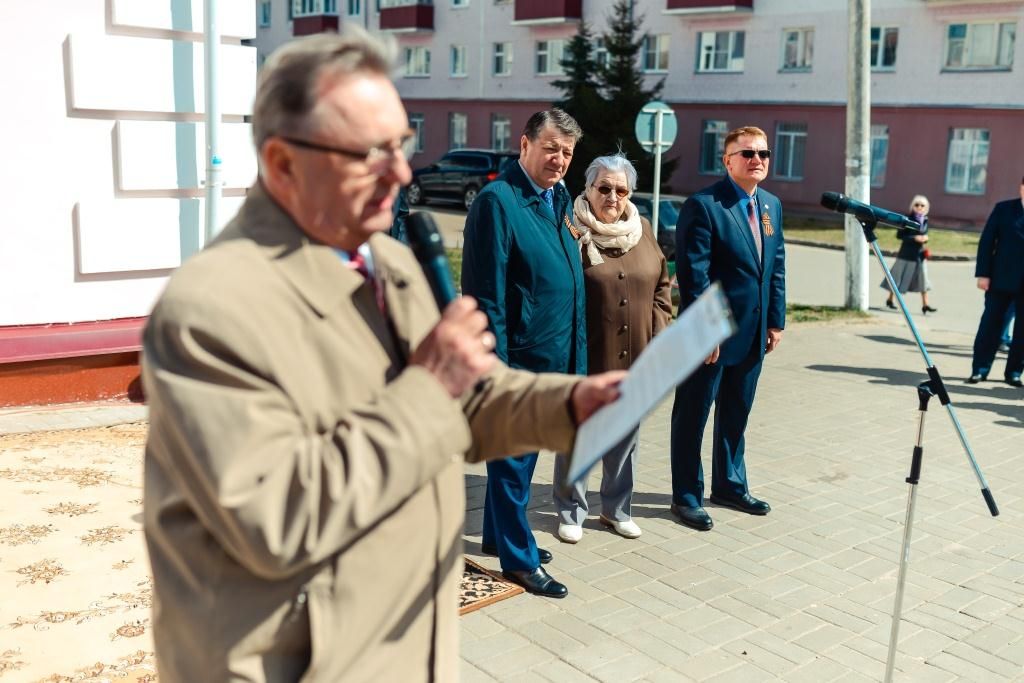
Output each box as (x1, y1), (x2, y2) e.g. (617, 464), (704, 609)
(459, 558), (524, 615)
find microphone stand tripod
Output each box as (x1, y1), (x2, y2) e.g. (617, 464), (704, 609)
(853, 217), (1000, 683)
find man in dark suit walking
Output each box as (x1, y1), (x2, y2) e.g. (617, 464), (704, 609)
(669, 126), (786, 531)
(967, 176), (1024, 387)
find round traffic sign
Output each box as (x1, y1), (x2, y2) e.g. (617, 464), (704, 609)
(634, 101), (678, 153)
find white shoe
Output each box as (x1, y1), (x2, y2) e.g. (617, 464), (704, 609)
(557, 523), (583, 543)
(599, 516), (642, 539)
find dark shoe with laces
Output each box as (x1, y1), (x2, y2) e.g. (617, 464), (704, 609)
(1006, 374), (1024, 388)
(502, 567), (568, 598)
(670, 503), (713, 531)
(710, 492), (771, 515)
(966, 374), (987, 384)
(481, 544), (552, 565)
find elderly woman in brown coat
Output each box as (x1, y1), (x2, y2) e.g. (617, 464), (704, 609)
(553, 153), (674, 543)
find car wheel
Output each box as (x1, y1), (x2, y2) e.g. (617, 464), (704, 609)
(407, 182), (423, 205)
(463, 186), (479, 211)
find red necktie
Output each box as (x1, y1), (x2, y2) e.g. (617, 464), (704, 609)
(346, 251), (385, 313)
(747, 198), (763, 257)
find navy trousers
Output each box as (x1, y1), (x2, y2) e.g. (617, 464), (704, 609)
(972, 289), (1024, 378)
(669, 351), (763, 509)
(481, 452), (540, 572)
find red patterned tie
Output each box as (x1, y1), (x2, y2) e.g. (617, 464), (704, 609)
(747, 197), (763, 257)
(346, 251), (385, 313)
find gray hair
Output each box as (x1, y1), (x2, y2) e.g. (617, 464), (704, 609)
(584, 153), (638, 192)
(908, 194), (930, 212)
(522, 108), (583, 143)
(252, 27), (396, 150)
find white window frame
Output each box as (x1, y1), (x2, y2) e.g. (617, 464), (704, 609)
(869, 124), (889, 188)
(945, 21), (1016, 70)
(536, 39), (566, 76)
(452, 0), (470, 7)
(781, 27), (813, 71)
(450, 44), (467, 77)
(593, 37), (609, 68)
(491, 115), (511, 151)
(699, 120), (728, 175)
(409, 114), (425, 153)
(870, 26), (898, 71)
(493, 42), (513, 76)
(292, 0), (337, 16)
(347, 0), (360, 15)
(945, 128), (990, 195)
(259, 1), (272, 27)
(449, 113), (468, 150)
(696, 31), (745, 73)
(404, 46), (431, 77)
(641, 34), (670, 73)
(773, 122), (807, 181)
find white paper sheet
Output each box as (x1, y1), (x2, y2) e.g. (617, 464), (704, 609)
(567, 283), (736, 484)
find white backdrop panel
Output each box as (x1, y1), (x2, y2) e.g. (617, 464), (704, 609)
(111, 0), (257, 38)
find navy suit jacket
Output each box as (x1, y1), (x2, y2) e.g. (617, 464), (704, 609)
(462, 162), (587, 375)
(975, 197), (1024, 293)
(675, 178), (786, 366)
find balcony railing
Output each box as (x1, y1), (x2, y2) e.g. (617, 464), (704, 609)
(513, 0), (582, 25)
(665, 0), (753, 14)
(292, 14), (340, 35)
(380, 0), (434, 31)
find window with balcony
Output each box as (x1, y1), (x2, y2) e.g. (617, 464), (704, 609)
(642, 34), (670, 72)
(593, 37), (609, 68)
(945, 22), (1015, 70)
(292, 0), (337, 15)
(946, 128), (989, 194)
(449, 113), (468, 150)
(774, 122), (807, 181)
(347, 0), (360, 15)
(409, 113), (425, 153)
(450, 45), (467, 77)
(870, 124), (889, 188)
(259, 1), (272, 26)
(405, 46), (431, 77)
(494, 42), (513, 76)
(870, 26), (898, 70)
(781, 28), (813, 71)
(491, 115), (512, 151)
(536, 40), (566, 76)
(699, 120), (728, 175)
(697, 31), (744, 73)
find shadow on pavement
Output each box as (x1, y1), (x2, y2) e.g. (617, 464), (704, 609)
(860, 334), (974, 360)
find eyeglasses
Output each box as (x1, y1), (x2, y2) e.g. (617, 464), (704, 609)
(913, 202), (927, 207)
(726, 149), (772, 160)
(593, 184), (629, 198)
(279, 130), (417, 175)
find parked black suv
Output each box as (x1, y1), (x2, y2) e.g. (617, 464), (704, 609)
(408, 150), (519, 210)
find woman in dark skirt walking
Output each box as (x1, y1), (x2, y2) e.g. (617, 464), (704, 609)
(882, 194), (937, 314)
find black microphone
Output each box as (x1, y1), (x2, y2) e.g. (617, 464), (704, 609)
(405, 211), (458, 309)
(820, 192), (922, 231)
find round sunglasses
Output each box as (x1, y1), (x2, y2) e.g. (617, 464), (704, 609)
(592, 184), (630, 198)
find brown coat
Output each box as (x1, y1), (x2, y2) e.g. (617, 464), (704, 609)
(142, 186), (579, 683)
(582, 217), (674, 373)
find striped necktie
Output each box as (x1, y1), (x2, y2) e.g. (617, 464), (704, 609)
(747, 196), (763, 257)
(541, 187), (554, 212)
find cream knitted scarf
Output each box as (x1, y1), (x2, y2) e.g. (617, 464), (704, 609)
(573, 194), (643, 266)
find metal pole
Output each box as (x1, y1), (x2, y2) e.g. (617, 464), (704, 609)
(652, 109), (663, 235)
(204, 0), (222, 245)
(844, 0), (870, 310)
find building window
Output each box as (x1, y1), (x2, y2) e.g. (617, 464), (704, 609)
(642, 34), (670, 72)
(347, 0), (360, 15)
(405, 47), (431, 77)
(449, 113), (468, 150)
(870, 124), (889, 188)
(409, 114), (425, 153)
(536, 40), (566, 76)
(493, 42), (512, 76)
(697, 31), (745, 73)
(945, 22), (1016, 70)
(699, 120), (728, 175)
(452, 0), (469, 6)
(946, 128), (990, 194)
(781, 28), (813, 71)
(292, 0), (337, 15)
(450, 45), (467, 77)
(258, 1), (272, 26)
(870, 26), (898, 70)
(593, 37), (609, 68)
(774, 122), (807, 180)
(491, 115), (511, 151)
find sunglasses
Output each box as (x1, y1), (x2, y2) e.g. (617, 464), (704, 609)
(727, 149), (772, 160)
(593, 184), (629, 198)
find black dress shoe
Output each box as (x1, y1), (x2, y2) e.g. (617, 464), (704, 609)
(710, 493), (771, 515)
(966, 374), (986, 384)
(670, 503), (713, 531)
(502, 567), (568, 598)
(1006, 375), (1024, 388)
(885, 300), (897, 310)
(922, 305), (938, 314)
(480, 544), (552, 565)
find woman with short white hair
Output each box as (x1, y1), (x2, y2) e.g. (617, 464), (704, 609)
(882, 194), (937, 314)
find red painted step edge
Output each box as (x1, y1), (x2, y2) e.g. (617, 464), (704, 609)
(0, 317), (146, 364)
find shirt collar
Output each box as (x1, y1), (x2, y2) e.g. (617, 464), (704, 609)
(518, 161), (549, 198)
(335, 242), (375, 276)
(727, 175), (757, 206)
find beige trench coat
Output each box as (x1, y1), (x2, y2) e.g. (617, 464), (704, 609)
(142, 186), (579, 682)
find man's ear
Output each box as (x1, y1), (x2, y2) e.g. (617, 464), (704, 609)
(520, 134), (529, 156)
(260, 138), (295, 195)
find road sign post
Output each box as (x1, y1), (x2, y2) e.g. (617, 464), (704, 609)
(635, 101), (678, 235)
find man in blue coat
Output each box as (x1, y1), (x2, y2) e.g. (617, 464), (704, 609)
(669, 126), (786, 532)
(967, 176), (1024, 387)
(462, 109), (586, 597)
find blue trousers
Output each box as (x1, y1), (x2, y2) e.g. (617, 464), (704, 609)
(481, 452), (540, 572)
(972, 289), (1024, 378)
(669, 352), (763, 509)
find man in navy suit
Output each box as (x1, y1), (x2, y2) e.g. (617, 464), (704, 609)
(967, 176), (1024, 387)
(669, 126), (786, 531)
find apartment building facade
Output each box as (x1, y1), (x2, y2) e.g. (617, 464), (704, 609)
(255, 0), (1023, 227)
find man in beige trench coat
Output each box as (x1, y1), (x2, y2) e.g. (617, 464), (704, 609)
(142, 28), (624, 683)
